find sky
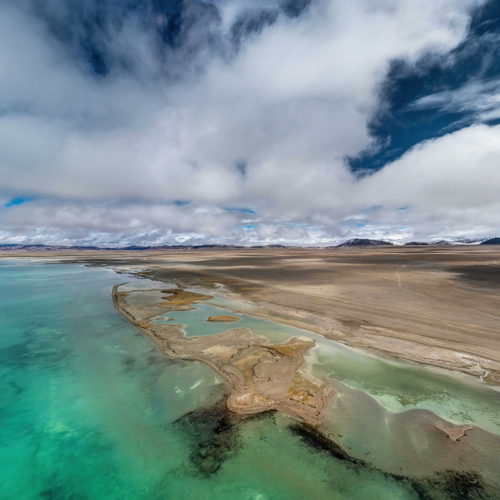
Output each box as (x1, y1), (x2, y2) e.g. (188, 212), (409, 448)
(1, 0), (499, 246)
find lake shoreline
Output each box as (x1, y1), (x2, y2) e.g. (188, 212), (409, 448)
(3, 245), (499, 384)
(111, 273), (500, 496)
(112, 284), (336, 426)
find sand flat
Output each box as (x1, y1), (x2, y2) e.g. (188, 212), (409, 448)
(2, 245), (500, 382)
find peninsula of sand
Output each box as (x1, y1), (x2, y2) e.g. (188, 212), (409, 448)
(112, 286), (335, 425)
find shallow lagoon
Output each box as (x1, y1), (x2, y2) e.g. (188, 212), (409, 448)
(156, 289), (500, 436)
(1, 261), (499, 499)
(155, 301), (310, 341)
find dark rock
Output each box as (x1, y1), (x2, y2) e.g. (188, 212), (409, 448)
(337, 239), (394, 247)
(173, 400), (241, 477)
(481, 238), (500, 245)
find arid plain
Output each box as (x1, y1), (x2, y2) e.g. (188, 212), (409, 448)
(4, 245), (500, 385)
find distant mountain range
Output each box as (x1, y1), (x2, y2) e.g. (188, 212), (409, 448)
(0, 244), (245, 251)
(481, 238), (500, 245)
(0, 243), (287, 251)
(337, 237), (500, 247)
(0, 238), (499, 251)
(336, 238), (394, 247)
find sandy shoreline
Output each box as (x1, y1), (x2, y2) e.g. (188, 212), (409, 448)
(112, 284), (335, 425)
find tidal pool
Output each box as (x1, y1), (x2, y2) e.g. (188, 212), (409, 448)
(154, 301), (307, 341)
(1, 261), (499, 499)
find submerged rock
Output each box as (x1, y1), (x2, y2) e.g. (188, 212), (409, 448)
(174, 400), (241, 477)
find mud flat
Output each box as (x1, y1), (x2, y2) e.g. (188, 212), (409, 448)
(3, 246), (500, 382)
(436, 423), (474, 441)
(107, 246), (500, 385)
(112, 285), (334, 425)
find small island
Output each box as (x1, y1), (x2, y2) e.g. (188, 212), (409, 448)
(206, 315), (240, 323)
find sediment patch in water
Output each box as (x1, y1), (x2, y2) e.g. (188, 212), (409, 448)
(206, 315), (240, 323)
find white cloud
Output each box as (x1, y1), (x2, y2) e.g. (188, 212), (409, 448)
(0, 0), (495, 245)
(364, 124), (500, 209)
(358, 124), (500, 240)
(413, 78), (500, 122)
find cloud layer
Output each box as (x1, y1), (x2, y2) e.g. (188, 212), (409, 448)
(1, 0), (498, 245)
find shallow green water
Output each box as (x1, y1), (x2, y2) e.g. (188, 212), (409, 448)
(0, 261), (432, 500)
(0, 262), (224, 499)
(1, 261), (439, 499)
(306, 339), (500, 436)
(155, 301), (307, 341)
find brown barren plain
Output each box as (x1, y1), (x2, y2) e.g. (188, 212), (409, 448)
(2, 245), (500, 383)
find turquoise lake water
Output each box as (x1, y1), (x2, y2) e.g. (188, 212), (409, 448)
(155, 301), (313, 341)
(1, 261), (499, 499)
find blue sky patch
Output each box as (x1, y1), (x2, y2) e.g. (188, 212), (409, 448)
(4, 197), (32, 208)
(349, 0), (500, 175)
(224, 207), (257, 215)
